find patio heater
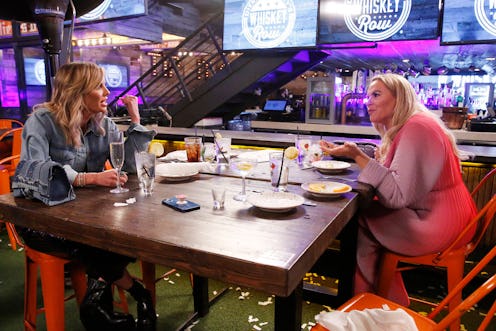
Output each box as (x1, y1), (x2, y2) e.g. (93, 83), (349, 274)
(0, 0), (104, 93)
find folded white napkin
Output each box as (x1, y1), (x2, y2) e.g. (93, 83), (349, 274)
(315, 306), (419, 331)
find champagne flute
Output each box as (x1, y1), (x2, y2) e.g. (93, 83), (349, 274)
(109, 131), (129, 193)
(230, 158), (257, 201)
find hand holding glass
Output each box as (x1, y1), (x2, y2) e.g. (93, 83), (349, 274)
(230, 158), (257, 201)
(109, 131), (129, 193)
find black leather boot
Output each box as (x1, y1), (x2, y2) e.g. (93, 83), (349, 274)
(80, 278), (136, 331)
(128, 280), (157, 331)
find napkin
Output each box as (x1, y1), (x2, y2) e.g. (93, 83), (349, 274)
(314, 306), (419, 331)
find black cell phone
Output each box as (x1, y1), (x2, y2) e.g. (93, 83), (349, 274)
(162, 197), (200, 212)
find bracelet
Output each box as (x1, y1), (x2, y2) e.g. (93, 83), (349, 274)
(77, 173), (86, 187)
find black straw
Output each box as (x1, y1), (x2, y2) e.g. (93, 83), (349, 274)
(276, 149), (285, 188)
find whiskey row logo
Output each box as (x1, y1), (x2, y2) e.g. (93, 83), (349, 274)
(343, 0), (412, 41)
(242, 0), (296, 48)
(474, 0), (496, 36)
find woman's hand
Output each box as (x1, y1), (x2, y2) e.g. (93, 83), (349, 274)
(120, 95), (140, 124)
(319, 140), (371, 169)
(86, 170), (128, 187)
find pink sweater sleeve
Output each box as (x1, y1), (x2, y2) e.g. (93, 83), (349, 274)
(358, 117), (447, 209)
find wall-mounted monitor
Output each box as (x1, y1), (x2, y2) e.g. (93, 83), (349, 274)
(222, 0), (319, 51)
(263, 99), (288, 112)
(75, 0), (147, 25)
(441, 0), (496, 45)
(98, 63), (129, 89)
(24, 58), (46, 86)
(318, 0), (440, 44)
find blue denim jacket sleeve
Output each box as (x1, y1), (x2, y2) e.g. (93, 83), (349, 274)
(19, 108), (156, 187)
(12, 159), (76, 206)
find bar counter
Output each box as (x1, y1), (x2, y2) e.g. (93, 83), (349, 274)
(116, 123), (496, 163)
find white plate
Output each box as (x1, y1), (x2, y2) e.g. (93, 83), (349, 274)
(312, 160), (351, 174)
(247, 191), (305, 213)
(301, 181), (352, 198)
(159, 150), (188, 162)
(155, 163), (199, 181)
(236, 150), (274, 163)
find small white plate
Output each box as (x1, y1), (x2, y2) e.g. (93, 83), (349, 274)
(312, 160), (351, 174)
(301, 181), (352, 197)
(155, 163), (199, 181)
(159, 150), (187, 162)
(247, 191), (305, 213)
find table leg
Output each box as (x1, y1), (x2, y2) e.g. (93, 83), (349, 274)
(274, 282), (303, 331)
(193, 274), (209, 316)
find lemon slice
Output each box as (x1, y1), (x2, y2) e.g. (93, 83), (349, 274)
(148, 141), (165, 157)
(214, 132), (223, 140)
(284, 146), (299, 160)
(309, 183), (326, 192)
(332, 185), (350, 193)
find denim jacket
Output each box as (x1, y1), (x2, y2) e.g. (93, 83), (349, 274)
(13, 108), (156, 205)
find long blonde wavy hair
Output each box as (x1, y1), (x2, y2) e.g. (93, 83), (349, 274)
(370, 73), (460, 163)
(33, 62), (106, 147)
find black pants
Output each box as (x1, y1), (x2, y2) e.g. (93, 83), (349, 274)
(20, 227), (135, 283)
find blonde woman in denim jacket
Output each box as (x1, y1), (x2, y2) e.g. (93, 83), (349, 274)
(18, 62), (157, 331)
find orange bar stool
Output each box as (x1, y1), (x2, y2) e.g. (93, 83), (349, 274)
(2, 167), (88, 331)
(24, 248), (87, 331)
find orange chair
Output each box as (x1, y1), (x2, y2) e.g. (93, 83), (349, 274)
(376, 194), (496, 331)
(0, 159), (88, 331)
(0, 127), (22, 175)
(311, 243), (496, 331)
(0, 118), (23, 129)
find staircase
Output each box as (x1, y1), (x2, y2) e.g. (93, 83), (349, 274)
(108, 12), (329, 128)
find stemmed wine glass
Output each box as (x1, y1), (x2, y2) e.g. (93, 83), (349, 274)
(109, 131), (129, 193)
(230, 158), (257, 201)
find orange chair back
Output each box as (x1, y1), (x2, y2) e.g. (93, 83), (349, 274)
(0, 127), (22, 174)
(0, 119), (23, 129)
(313, 245), (496, 331)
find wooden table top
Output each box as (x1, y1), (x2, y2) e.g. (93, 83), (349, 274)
(0, 161), (365, 298)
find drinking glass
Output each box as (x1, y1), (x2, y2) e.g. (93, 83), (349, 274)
(135, 151), (156, 196)
(230, 158), (257, 201)
(109, 131), (129, 193)
(184, 136), (202, 162)
(270, 151), (289, 192)
(215, 137), (231, 165)
(295, 138), (311, 167)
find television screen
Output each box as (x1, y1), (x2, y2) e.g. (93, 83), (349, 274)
(99, 63), (129, 89)
(24, 58), (46, 86)
(263, 100), (288, 112)
(441, 0), (496, 45)
(75, 0), (147, 25)
(222, 0), (319, 51)
(318, 0), (440, 44)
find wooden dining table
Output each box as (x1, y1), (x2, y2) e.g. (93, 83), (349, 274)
(0, 155), (372, 331)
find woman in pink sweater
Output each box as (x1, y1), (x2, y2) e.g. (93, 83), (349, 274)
(320, 73), (476, 306)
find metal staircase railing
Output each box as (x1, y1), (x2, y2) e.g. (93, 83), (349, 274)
(107, 11), (241, 112)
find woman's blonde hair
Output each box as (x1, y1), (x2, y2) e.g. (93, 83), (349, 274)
(33, 62), (106, 147)
(370, 73), (459, 162)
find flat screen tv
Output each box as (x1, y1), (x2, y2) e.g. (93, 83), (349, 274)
(24, 58), (46, 86)
(75, 0), (147, 25)
(222, 0), (319, 51)
(99, 63), (129, 89)
(441, 0), (496, 45)
(318, 0), (440, 44)
(263, 100), (288, 112)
